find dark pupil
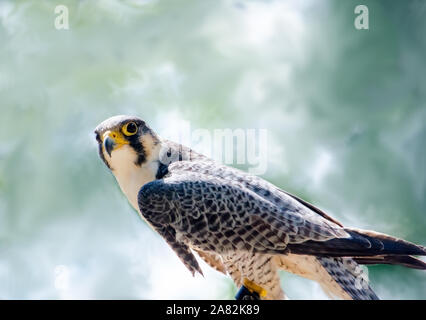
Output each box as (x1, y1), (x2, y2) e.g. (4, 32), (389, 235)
(127, 122), (137, 133)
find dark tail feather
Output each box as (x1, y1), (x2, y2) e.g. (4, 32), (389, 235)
(353, 255), (426, 270)
(288, 228), (426, 258)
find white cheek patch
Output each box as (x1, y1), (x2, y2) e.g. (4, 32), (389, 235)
(108, 145), (138, 171)
(108, 144), (159, 212)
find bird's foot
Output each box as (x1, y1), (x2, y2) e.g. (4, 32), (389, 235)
(235, 278), (267, 300)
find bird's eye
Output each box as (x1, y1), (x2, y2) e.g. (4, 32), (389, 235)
(122, 122), (138, 136)
(95, 132), (102, 143)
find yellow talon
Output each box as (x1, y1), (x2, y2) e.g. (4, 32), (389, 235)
(243, 278), (267, 298)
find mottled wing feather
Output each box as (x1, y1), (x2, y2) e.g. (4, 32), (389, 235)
(279, 190), (344, 227)
(138, 168), (348, 258)
(166, 161), (346, 233)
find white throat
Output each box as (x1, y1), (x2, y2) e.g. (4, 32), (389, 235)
(108, 144), (159, 211)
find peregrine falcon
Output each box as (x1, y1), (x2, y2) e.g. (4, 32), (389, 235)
(94, 115), (426, 300)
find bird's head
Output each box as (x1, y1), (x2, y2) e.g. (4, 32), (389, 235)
(94, 115), (161, 172)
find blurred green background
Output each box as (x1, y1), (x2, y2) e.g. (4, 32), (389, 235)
(0, 0), (425, 299)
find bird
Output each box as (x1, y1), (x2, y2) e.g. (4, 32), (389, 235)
(94, 115), (426, 300)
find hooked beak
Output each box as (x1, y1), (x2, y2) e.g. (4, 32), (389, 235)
(103, 136), (116, 157)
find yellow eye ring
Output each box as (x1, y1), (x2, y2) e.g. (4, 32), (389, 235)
(122, 122), (138, 136)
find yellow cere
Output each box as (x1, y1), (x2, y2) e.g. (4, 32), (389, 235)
(103, 130), (129, 147)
